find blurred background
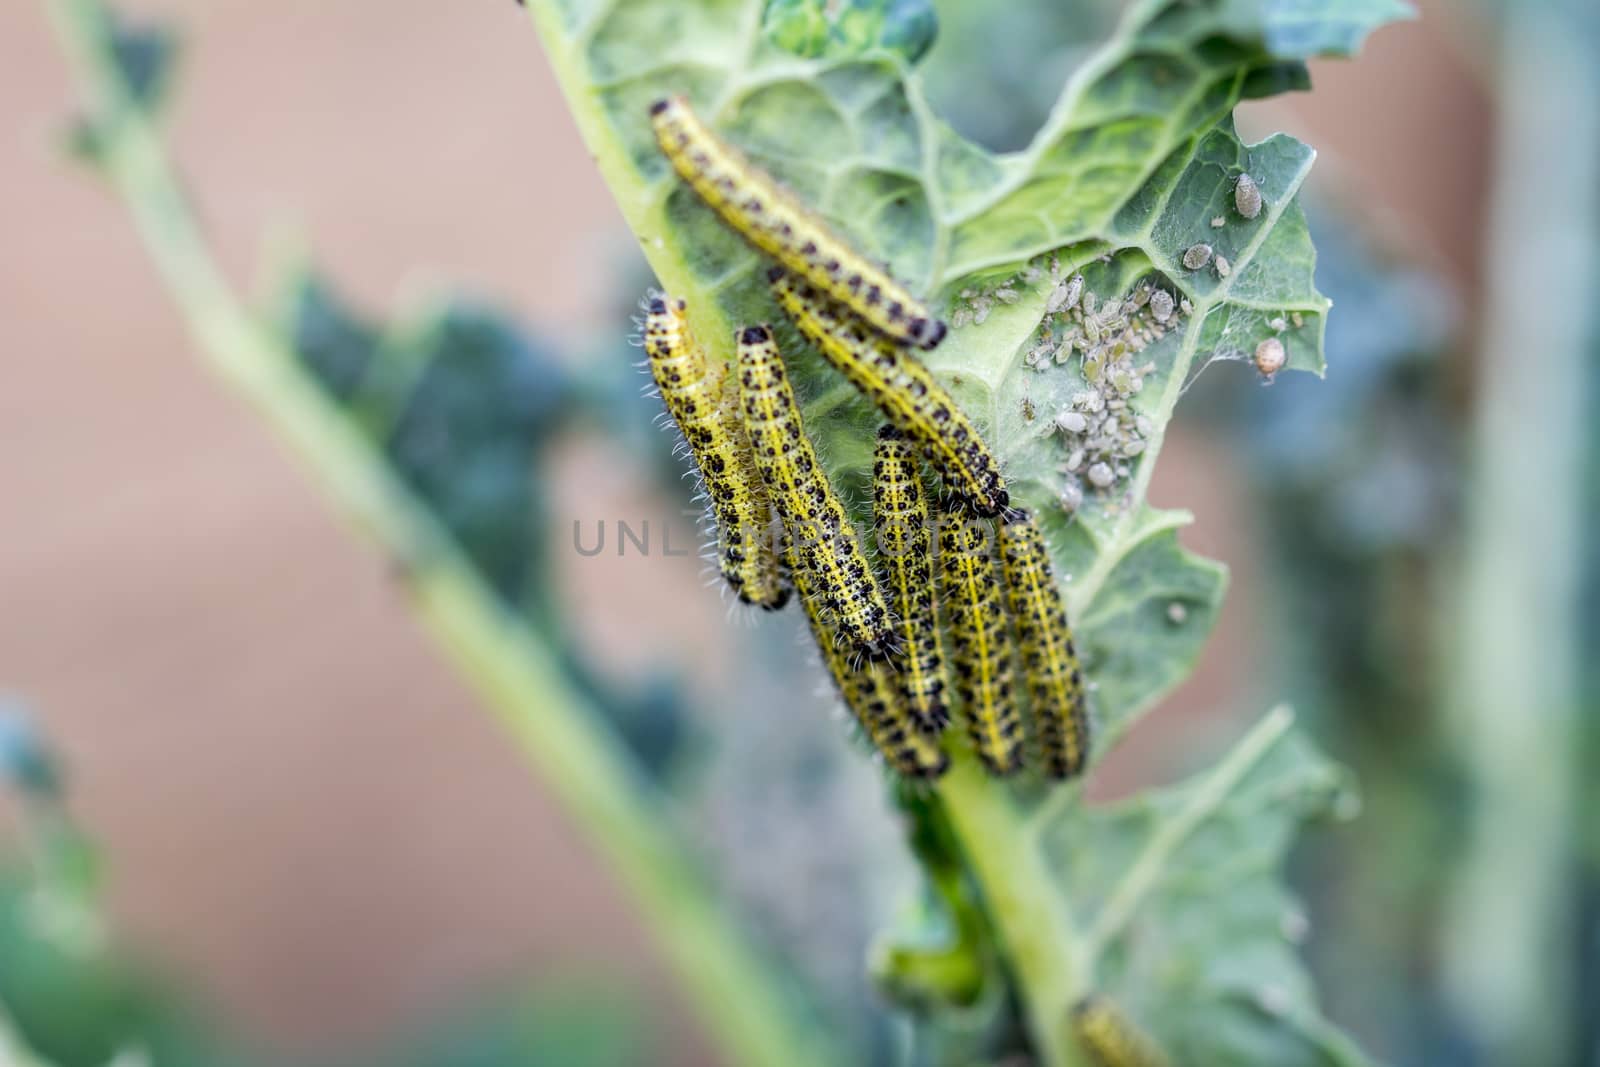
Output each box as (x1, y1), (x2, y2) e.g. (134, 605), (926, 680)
(1, 1), (1592, 1065)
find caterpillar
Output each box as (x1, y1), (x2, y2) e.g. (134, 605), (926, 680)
(790, 546), (947, 779)
(937, 504), (1024, 775)
(649, 95), (947, 351)
(643, 296), (788, 610)
(997, 510), (1090, 778)
(872, 426), (949, 734)
(736, 324), (894, 658)
(770, 269), (1009, 517)
(1070, 995), (1171, 1067)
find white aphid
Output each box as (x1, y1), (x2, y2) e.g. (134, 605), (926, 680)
(1215, 255), (1231, 278)
(1058, 481), (1083, 513)
(1047, 273), (1085, 314)
(1254, 336), (1287, 381)
(1056, 410), (1088, 435)
(1234, 173), (1263, 219)
(1087, 462), (1115, 488)
(1183, 243), (1214, 270)
(1149, 289), (1175, 323)
(1211, 216), (1226, 228)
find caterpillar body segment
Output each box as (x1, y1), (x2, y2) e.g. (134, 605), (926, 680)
(937, 505), (1024, 776)
(736, 325), (894, 658)
(648, 96), (947, 350)
(997, 511), (1090, 778)
(643, 296), (788, 609)
(770, 270), (1009, 517)
(791, 548), (948, 779)
(872, 426), (950, 734)
(1070, 995), (1171, 1067)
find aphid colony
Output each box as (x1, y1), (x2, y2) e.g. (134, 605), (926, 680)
(643, 97), (1090, 781)
(1024, 268), (1188, 515)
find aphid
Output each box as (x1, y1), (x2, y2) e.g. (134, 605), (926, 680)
(1210, 215), (1226, 228)
(997, 512), (1090, 779)
(644, 296), (788, 609)
(1070, 996), (1171, 1067)
(1058, 481), (1084, 513)
(1048, 273), (1085, 314)
(1020, 396), (1037, 421)
(1148, 290), (1175, 324)
(649, 96), (946, 350)
(873, 426), (951, 734)
(737, 325), (894, 657)
(1056, 410), (1088, 435)
(938, 505), (1023, 776)
(1254, 336), (1287, 381)
(790, 546), (947, 779)
(1182, 243), (1213, 271)
(769, 270), (1010, 516)
(1214, 255), (1231, 278)
(1234, 172), (1263, 219)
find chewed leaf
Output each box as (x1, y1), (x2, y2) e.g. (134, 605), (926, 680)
(1039, 710), (1374, 1066)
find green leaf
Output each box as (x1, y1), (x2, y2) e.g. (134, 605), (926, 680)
(1038, 709), (1373, 1067)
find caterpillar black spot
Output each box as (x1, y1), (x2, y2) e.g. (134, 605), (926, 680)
(643, 295), (788, 609)
(937, 502), (1023, 775)
(872, 426), (950, 734)
(737, 324), (894, 657)
(649, 95), (947, 350)
(997, 510), (1090, 778)
(790, 545), (947, 779)
(771, 270), (1009, 517)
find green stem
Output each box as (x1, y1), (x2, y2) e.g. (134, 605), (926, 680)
(935, 750), (1088, 1067)
(1439, 6), (1592, 1063)
(48, 4), (838, 1065)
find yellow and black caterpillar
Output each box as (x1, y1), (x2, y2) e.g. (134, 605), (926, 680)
(938, 503), (1024, 775)
(872, 426), (949, 734)
(790, 547), (947, 779)
(770, 269), (1009, 517)
(650, 95), (947, 350)
(736, 324), (894, 658)
(1070, 995), (1171, 1067)
(643, 296), (788, 610)
(997, 511), (1090, 778)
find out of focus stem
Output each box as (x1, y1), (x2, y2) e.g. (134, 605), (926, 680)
(1439, 5), (1595, 1064)
(47, 3), (838, 1065)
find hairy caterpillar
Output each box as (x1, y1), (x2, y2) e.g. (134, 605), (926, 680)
(649, 96), (947, 350)
(644, 296), (788, 609)
(997, 511), (1090, 778)
(736, 324), (894, 658)
(1070, 995), (1171, 1067)
(770, 270), (1009, 517)
(937, 505), (1023, 775)
(872, 426), (949, 734)
(790, 546), (947, 779)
